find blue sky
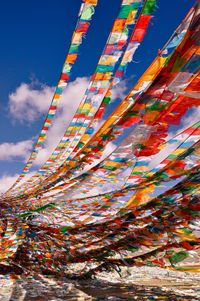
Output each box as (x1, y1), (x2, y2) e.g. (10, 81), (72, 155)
(0, 0), (195, 192)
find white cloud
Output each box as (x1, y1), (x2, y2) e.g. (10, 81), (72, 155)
(110, 80), (128, 103)
(8, 77), (128, 123)
(9, 83), (54, 122)
(0, 174), (19, 193)
(0, 171), (36, 194)
(0, 139), (33, 161)
(6, 76), (130, 172)
(7, 77), (90, 166)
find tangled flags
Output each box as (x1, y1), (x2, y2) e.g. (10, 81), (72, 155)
(0, 1), (200, 277)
